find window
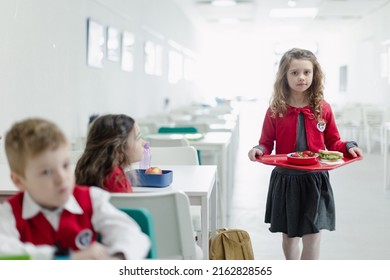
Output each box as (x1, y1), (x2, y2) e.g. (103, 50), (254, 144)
(87, 18), (105, 68)
(106, 27), (120, 62)
(144, 41), (162, 76)
(121, 31), (135, 72)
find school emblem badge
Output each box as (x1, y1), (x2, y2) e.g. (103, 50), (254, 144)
(75, 229), (93, 249)
(317, 120), (326, 132)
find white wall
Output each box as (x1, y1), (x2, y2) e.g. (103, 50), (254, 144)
(319, 4), (390, 108)
(0, 0), (200, 143)
(323, 2), (390, 107)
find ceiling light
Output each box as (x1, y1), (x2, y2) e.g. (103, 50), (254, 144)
(287, 1), (296, 7)
(211, 0), (237, 7)
(269, 8), (318, 19)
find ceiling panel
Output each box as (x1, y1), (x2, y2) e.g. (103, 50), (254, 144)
(194, 1), (255, 21)
(318, 0), (389, 18)
(174, 0), (390, 31)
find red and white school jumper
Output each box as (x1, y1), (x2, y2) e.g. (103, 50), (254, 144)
(0, 186), (150, 259)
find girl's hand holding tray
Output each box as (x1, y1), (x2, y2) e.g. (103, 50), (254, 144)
(256, 150), (362, 171)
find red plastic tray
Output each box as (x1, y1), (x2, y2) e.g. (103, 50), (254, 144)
(256, 154), (362, 171)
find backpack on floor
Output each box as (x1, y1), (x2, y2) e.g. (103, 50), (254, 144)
(209, 228), (254, 260)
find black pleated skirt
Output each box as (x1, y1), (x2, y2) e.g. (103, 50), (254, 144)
(265, 167), (335, 238)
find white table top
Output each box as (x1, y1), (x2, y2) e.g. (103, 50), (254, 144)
(132, 165), (217, 197)
(0, 164), (217, 197)
(209, 122), (236, 132)
(191, 132), (231, 146)
(146, 132), (232, 148)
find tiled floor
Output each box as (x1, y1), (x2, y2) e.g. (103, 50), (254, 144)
(228, 101), (390, 260)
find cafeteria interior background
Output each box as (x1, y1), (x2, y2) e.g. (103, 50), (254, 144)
(1, 0), (390, 259)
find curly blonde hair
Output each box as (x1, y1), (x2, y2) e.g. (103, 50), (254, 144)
(270, 48), (325, 120)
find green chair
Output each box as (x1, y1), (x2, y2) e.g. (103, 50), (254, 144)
(119, 208), (157, 259)
(0, 254), (30, 260)
(158, 126), (198, 134)
(111, 191), (199, 259)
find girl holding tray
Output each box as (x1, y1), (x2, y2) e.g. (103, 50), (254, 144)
(248, 48), (363, 260)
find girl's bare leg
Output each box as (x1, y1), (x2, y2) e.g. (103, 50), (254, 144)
(301, 232), (321, 260)
(282, 234), (300, 260)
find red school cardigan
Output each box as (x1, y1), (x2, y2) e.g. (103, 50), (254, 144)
(258, 100), (348, 155)
(9, 186), (97, 252)
(103, 165), (133, 193)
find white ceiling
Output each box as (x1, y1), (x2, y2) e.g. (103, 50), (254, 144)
(174, 0), (390, 33)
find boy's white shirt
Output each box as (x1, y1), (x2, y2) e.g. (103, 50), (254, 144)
(0, 187), (151, 260)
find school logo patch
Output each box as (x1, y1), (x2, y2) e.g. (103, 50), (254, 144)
(317, 120), (326, 132)
(75, 229), (93, 249)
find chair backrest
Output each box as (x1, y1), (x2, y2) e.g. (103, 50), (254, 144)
(149, 137), (190, 147)
(340, 104), (364, 126)
(118, 208), (157, 259)
(150, 146), (200, 165)
(174, 122), (209, 133)
(194, 115), (226, 124)
(138, 122), (158, 135)
(110, 190), (197, 259)
(362, 104), (385, 126)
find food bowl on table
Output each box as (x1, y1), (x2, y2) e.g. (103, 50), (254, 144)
(286, 151), (319, 165)
(134, 169), (173, 188)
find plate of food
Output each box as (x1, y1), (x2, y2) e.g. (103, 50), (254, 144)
(286, 151), (319, 165)
(318, 150), (344, 165)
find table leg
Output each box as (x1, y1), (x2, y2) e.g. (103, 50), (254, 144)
(383, 124), (390, 190)
(210, 176), (217, 239)
(219, 147), (228, 226)
(200, 195), (209, 260)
